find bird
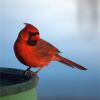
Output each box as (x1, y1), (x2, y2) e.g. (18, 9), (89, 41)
(14, 23), (87, 76)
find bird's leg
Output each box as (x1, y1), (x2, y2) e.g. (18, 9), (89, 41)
(33, 67), (43, 75)
(24, 67), (43, 77)
(26, 67), (31, 71)
(36, 67), (43, 73)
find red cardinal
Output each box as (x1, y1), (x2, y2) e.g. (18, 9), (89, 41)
(14, 23), (87, 75)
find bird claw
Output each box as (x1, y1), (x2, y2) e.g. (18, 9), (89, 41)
(24, 70), (33, 78)
(24, 70), (39, 79)
(32, 72), (38, 76)
(32, 72), (39, 79)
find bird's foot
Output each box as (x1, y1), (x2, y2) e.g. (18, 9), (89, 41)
(32, 71), (40, 79)
(24, 70), (33, 78)
(32, 71), (38, 76)
(24, 70), (39, 79)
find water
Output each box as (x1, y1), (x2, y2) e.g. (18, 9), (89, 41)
(0, 72), (29, 87)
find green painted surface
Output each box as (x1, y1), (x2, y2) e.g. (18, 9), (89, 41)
(0, 88), (37, 100)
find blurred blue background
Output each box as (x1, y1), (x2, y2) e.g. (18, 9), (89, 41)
(0, 0), (100, 100)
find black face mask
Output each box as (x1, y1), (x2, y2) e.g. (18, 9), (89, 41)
(27, 39), (37, 45)
(27, 32), (39, 46)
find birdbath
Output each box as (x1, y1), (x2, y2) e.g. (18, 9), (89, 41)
(0, 67), (39, 100)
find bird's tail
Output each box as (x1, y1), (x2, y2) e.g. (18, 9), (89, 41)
(56, 55), (87, 70)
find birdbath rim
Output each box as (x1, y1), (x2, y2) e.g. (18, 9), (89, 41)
(0, 67), (39, 96)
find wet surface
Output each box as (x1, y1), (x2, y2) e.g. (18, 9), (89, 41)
(0, 73), (29, 87)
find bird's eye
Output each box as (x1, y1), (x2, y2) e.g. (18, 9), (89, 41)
(29, 32), (39, 36)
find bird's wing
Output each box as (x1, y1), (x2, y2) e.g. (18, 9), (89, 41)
(35, 39), (61, 55)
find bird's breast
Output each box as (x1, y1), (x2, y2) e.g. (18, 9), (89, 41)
(14, 40), (52, 67)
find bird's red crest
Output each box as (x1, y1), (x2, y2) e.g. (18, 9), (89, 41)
(24, 23), (39, 33)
